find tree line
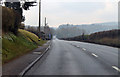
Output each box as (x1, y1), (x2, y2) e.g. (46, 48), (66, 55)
(2, 1), (36, 35)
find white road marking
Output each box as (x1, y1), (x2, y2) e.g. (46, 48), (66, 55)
(82, 48), (86, 51)
(76, 46), (80, 48)
(33, 52), (41, 55)
(48, 45), (51, 48)
(112, 66), (120, 72)
(91, 53), (98, 57)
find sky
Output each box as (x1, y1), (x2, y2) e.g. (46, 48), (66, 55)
(23, 0), (118, 27)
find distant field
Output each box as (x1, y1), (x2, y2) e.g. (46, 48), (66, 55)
(2, 29), (46, 64)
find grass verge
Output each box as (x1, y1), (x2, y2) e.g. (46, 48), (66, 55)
(2, 29), (46, 64)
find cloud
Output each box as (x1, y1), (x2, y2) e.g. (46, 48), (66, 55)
(93, 2), (118, 23)
(23, 1), (118, 27)
(37, 0), (118, 2)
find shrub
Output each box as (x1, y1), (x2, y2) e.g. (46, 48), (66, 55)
(2, 6), (21, 34)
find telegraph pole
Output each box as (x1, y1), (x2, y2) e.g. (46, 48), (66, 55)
(45, 17), (46, 26)
(38, 0), (41, 39)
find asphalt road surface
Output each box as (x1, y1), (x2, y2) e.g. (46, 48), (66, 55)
(25, 37), (119, 75)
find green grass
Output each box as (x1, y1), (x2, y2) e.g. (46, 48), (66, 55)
(19, 29), (46, 46)
(2, 29), (46, 64)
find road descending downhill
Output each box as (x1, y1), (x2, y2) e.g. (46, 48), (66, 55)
(25, 37), (119, 75)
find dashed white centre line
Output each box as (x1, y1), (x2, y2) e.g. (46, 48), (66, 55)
(91, 53), (98, 57)
(112, 66), (120, 72)
(82, 48), (86, 51)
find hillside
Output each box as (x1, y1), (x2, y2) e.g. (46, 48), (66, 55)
(56, 22), (118, 38)
(2, 29), (46, 64)
(2, 5), (48, 64)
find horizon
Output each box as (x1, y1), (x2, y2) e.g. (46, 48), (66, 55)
(25, 21), (118, 28)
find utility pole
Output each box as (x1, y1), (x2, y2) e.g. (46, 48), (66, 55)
(45, 17), (46, 26)
(38, 0), (41, 39)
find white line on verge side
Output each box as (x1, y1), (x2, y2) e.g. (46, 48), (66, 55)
(82, 48), (86, 51)
(33, 52), (41, 55)
(112, 66), (120, 72)
(91, 53), (98, 57)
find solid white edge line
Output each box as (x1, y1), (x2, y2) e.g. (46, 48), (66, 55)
(19, 41), (52, 77)
(91, 53), (98, 57)
(112, 66), (120, 72)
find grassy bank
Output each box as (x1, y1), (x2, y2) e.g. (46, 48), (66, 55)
(89, 38), (120, 48)
(62, 29), (120, 48)
(2, 29), (46, 64)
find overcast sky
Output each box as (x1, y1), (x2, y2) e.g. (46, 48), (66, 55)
(23, 0), (118, 27)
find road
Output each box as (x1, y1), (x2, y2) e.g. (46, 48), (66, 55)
(25, 37), (119, 75)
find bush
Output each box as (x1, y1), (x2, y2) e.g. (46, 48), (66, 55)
(2, 6), (21, 34)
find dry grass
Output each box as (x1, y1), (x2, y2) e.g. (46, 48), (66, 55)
(92, 37), (120, 47)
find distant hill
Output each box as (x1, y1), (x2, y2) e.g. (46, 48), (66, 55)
(58, 22), (118, 34)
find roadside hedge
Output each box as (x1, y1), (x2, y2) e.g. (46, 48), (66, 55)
(2, 6), (21, 34)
